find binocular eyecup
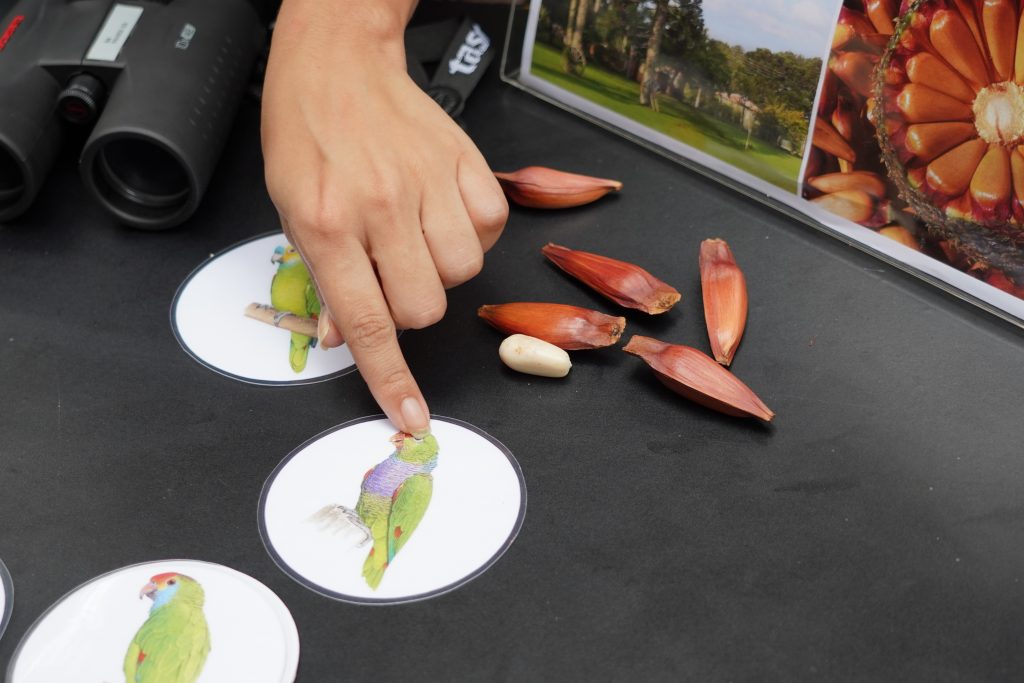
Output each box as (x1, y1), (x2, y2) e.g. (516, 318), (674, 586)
(0, 147), (25, 211)
(1, 118), (222, 231)
(83, 134), (197, 230)
(0, 116), (60, 223)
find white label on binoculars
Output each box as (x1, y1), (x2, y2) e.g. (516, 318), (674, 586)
(86, 4), (144, 62)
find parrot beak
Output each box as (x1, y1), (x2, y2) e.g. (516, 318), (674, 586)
(389, 432), (411, 449)
(271, 252), (283, 264)
(139, 581), (158, 601)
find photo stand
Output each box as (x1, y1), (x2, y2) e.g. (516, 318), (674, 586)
(499, 0), (1024, 328)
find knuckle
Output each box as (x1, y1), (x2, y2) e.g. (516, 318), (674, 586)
(365, 190), (402, 218)
(288, 201), (343, 244)
(377, 367), (412, 395)
(472, 194), (509, 235)
(399, 297), (447, 330)
(301, 219), (337, 245)
(360, 173), (404, 219)
(441, 252), (484, 287)
(347, 312), (395, 350)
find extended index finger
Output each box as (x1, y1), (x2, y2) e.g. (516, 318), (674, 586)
(296, 229), (431, 438)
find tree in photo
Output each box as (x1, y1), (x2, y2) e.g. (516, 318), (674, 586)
(562, 0), (590, 74)
(638, 0), (668, 106)
(638, 0), (706, 109)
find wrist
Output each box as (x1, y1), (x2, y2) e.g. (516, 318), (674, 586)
(275, 0), (413, 49)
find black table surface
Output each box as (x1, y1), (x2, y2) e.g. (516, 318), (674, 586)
(4, 4), (1024, 681)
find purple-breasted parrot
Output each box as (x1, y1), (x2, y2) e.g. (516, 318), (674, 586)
(124, 572), (211, 683)
(270, 244), (320, 373)
(312, 432), (439, 589)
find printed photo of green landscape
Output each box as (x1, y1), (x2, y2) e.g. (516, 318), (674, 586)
(527, 0), (833, 192)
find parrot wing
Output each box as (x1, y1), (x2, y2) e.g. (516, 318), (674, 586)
(304, 276), (321, 320)
(387, 473), (434, 563)
(125, 606), (210, 683)
(123, 640), (142, 681)
(303, 276), (321, 354)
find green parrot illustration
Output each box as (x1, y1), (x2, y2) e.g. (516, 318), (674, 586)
(124, 572), (211, 683)
(270, 244), (320, 373)
(312, 432), (440, 590)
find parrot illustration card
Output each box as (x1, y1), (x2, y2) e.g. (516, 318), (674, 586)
(0, 557), (12, 643)
(7, 559), (299, 683)
(259, 415), (527, 604)
(171, 232), (357, 385)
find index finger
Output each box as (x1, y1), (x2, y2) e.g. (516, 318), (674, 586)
(302, 233), (431, 438)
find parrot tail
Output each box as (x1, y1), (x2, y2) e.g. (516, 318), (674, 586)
(362, 540), (388, 590)
(289, 332), (312, 373)
(308, 505), (372, 547)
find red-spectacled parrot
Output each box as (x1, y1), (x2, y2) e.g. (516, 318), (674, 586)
(312, 432), (439, 589)
(124, 572), (211, 683)
(270, 244), (320, 373)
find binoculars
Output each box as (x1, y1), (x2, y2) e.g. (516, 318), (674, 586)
(0, 0), (264, 229)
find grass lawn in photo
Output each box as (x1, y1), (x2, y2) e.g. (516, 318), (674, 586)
(530, 43), (802, 193)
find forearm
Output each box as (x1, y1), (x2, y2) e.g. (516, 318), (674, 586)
(274, 0), (418, 46)
(267, 0), (420, 79)
(250, 0), (419, 25)
(259, 0), (505, 437)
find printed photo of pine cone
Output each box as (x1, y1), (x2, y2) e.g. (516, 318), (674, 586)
(805, 0), (1024, 299)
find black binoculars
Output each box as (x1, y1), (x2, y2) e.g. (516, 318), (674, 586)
(0, 0), (264, 229)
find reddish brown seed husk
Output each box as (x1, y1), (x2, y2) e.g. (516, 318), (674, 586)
(809, 190), (877, 223)
(806, 171), (887, 199)
(865, 0), (896, 35)
(623, 336), (774, 421)
(493, 166), (622, 209)
(541, 243), (681, 314)
(878, 225), (920, 250)
(813, 116), (857, 161)
(477, 302), (625, 350)
(700, 239), (748, 366)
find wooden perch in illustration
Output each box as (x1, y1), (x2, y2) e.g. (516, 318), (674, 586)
(244, 303), (318, 337)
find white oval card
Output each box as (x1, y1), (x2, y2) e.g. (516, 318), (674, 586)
(260, 416), (526, 604)
(7, 559), (299, 683)
(171, 232), (356, 385)
(0, 558), (11, 642)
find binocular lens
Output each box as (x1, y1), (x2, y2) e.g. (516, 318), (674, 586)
(82, 134), (198, 229)
(96, 139), (190, 210)
(0, 147), (25, 210)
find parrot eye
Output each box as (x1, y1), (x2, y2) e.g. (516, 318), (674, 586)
(168, 579), (176, 585)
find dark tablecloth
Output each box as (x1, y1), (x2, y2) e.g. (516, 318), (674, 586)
(2, 3), (1024, 681)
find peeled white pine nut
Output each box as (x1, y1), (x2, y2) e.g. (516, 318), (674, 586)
(498, 334), (572, 378)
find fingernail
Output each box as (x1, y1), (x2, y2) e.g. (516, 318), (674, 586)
(400, 396), (430, 438)
(317, 312), (330, 348)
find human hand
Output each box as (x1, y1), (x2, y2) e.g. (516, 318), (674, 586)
(261, 0), (508, 437)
